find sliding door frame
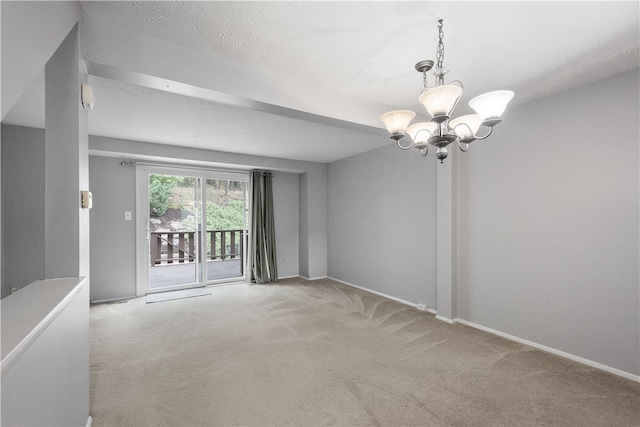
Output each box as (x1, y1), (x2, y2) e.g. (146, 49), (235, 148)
(135, 164), (249, 297)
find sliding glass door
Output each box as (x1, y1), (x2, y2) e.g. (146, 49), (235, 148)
(147, 172), (203, 290)
(139, 167), (248, 294)
(202, 178), (247, 283)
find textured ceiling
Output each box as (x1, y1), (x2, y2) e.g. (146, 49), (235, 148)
(80, 1), (639, 108)
(4, 1), (639, 163)
(86, 74), (386, 163)
(3, 71), (386, 163)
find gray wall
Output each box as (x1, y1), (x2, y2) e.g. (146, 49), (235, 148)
(1, 125), (46, 297)
(298, 172), (309, 279)
(89, 156), (137, 300)
(91, 136), (327, 280)
(89, 139), (303, 300)
(273, 171), (299, 279)
(328, 143), (437, 307)
(0, 125), (4, 298)
(1, 1), (81, 118)
(304, 167), (329, 279)
(44, 24), (90, 281)
(297, 167), (329, 279)
(456, 69), (640, 376)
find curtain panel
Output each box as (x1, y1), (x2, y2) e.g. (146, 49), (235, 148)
(246, 171), (278, 284)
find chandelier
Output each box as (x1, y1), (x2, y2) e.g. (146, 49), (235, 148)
(380, 19), (514, 163)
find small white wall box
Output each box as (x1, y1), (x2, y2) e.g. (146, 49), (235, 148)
(81, 191), (92, 209)
(81, 84), (95, 110)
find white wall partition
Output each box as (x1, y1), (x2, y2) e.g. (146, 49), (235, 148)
(44, 23), (90, 281)
(1, 277), (90, 426)
(456, 69), (640, 377)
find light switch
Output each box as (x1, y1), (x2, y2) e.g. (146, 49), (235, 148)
(124, 211), (132, 221)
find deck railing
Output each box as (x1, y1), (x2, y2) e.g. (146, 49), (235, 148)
(150, 229), (246, 266)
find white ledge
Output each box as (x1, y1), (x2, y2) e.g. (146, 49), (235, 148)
(1, 277), (87, 376)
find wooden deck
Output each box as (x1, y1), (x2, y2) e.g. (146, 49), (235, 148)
(149, 259), (243, 289)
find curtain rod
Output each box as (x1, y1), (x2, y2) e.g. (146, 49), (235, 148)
(120, 161), (275, 178)
(120, 160), (253, 176)
(252, 170), (275, 177)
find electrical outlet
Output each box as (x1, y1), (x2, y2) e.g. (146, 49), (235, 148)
(416, 303), (427, 311)
(124, 211), (132, 221)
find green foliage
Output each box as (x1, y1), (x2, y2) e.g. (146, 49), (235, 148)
(149, 176), (246, 257)
(149, 175), (179, 217)
(180, 177), (195, 187)
(203, 200), (245, 257)
(206, 200), (244, 230)
(150, 174), (183, 187)
(180, 199), (244, 231)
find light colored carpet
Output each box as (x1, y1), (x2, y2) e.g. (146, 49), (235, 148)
(146, 287), (212, 304)
(90, 278), (640, 426)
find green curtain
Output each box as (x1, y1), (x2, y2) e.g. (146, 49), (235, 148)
(246, 170), (278, 284)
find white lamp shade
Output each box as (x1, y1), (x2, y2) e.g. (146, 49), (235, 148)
(406, 122), (438, 144)
(449, 114), (483, 139)
(380, 110), (416, 134)
(468, 90), (514, 120)
(418, 85), (463, 119)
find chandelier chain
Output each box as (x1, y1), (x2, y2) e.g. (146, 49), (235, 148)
(436, 19), (445, 69)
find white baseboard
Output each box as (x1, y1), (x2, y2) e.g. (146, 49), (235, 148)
(328, 277), (436, 313)
(90, 296), (136, 304)
(86, 415), (93, 427)
(278, 275), (302, 280)
(324, 278), (639, 383)
(455, 318), (640, 383)
(435, 314), (456, 324)
(303, 275), (329, 280)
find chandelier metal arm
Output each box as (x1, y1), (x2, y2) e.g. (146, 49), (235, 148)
(473, 125), (494, 141)
(407, 128), (436, 152)
(451, 122), (494, 145)
(457, 140), (470, 152)
(451, 122), (472, 137)
(397, 138), (414, 150)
